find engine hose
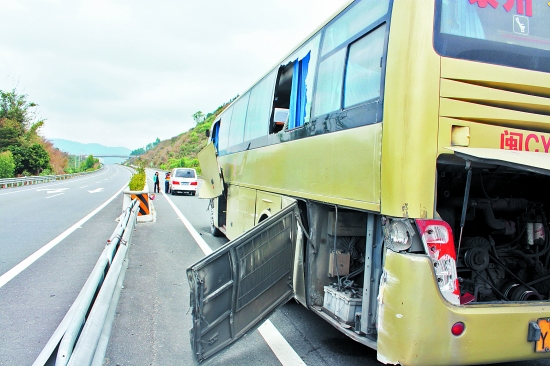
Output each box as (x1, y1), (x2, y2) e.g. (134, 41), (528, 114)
(488, 253), (539, 293)
(498, 225), (527, 249)
(479, 172), (499, 201)
(473, 270), (509, 301)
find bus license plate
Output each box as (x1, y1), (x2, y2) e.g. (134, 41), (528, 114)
(536, 318), (550, 353)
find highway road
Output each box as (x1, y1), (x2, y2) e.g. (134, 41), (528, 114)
(0, 165), (549, 366)
(0, 164), (133, 365)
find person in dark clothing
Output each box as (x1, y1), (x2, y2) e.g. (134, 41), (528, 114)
(165, 172), (171, 193)
(153, 172), (160, 193)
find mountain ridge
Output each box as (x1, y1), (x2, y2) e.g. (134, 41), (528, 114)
(51, 139), (132, 156)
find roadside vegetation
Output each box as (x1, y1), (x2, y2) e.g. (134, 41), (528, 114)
(130, 96), (237, 175)
(0, 89), (100, 178)
(129, 165), (146, 191)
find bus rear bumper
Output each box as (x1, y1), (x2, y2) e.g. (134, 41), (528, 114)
(377, 250), (550, 366)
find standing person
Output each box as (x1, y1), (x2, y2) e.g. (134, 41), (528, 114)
(153, 172), (160, 193)
(165, 172), (171, 193)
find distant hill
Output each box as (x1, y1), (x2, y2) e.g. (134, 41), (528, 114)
(51, 139), (132, 156)
(51, 139), (132, 165)
(134, 99), (234, 173)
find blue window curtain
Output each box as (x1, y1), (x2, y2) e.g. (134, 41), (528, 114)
(212, 123), (220, 151)
(288, 52), (310, 130)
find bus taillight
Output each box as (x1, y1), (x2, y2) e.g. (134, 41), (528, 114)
(415, 219), (461, 305)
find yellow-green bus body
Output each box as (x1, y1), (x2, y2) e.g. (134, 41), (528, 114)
(194, 0), (550, 364)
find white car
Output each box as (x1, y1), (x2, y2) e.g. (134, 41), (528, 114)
(170, 168), (198, 196)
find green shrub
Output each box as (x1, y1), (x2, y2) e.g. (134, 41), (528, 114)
(129, 165), (146, 191)
(0, 150), (15, 178)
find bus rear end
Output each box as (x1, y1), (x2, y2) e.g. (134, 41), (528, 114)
(377, 0), (550, 364)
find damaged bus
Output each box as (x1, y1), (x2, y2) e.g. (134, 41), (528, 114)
(187, 0), (550, 364)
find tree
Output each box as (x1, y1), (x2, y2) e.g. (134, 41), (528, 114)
(0, 118), (24, 150)
(82, 155), (97, 170)
(0, 150), (15, 178)
(9, 143), (50, 175)
(192, 111), (205, 125)
(0, 89), (39, 129)
(131, 147), (146, 155)
(0, 89), (62, 174)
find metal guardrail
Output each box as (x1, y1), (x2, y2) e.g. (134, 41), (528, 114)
(0, 166), (104, 189)
(33, 199), (141, 366)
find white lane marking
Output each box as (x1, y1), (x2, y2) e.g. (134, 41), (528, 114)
(163, 193), (212, 255)
(0, 165), (115, 196)
(258, 321), (307, 366)
(37, 188), (69, 194)
(0, 183), (127, 289)
(162, 192), (306, 366)
(46, 193), (64, 199)
(80, 185), (88, 189)
(88, 188), (104, 193)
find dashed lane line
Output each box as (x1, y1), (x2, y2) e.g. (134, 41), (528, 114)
(0, 165), (115, 196)
(162, 192), (307, 366)
(0, 183), (127, 289)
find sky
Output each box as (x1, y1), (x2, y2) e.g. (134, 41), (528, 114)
(0, 0), (351, 151)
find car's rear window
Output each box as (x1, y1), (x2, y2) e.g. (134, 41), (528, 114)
(175, 169), (196, 178)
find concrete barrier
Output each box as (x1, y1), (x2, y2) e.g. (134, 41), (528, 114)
(122, 184), (152, 222)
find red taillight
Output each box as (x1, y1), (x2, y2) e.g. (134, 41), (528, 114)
(172, 181), (180, 185)
(451, 322), (465, 336)
(416, 219), (460, 305)
(190, 181), (198, 186)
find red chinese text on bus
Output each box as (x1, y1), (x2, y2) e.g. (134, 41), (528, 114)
(469, 0), (533, 16)
(500, 130), (550, 152)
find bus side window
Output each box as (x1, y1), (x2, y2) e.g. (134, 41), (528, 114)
(244, 71), (276, 142)
(269, 34), (320, 135)
(227, 93), (250, 149)
(312, 48), (346, 117)
(343, 24), (386, 108)
(271, 62), (294, 134)
(217, 106), (233, 155)
(212, 121), (220, 152)
(312, 0), (389, 119)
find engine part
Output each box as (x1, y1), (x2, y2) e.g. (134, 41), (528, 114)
(323, 285), (362, 324)
(464, 246), (490, 271)
(474, 199), (516, 235)
(501, 281), (543, 301)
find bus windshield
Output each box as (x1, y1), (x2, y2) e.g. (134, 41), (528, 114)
(434, 0), (550, 73)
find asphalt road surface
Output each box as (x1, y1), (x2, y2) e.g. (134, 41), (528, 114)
(0, 164), (133, 365)
(1, 165), (550, 366)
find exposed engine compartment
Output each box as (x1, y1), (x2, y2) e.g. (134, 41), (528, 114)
(437, 162), (550, 303)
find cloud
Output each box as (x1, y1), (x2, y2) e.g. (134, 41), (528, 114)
(0, 0), (351, 149)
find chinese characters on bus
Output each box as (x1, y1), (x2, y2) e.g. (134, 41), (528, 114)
(469, 0), (532, 16)
(501, 130), (550, 152)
